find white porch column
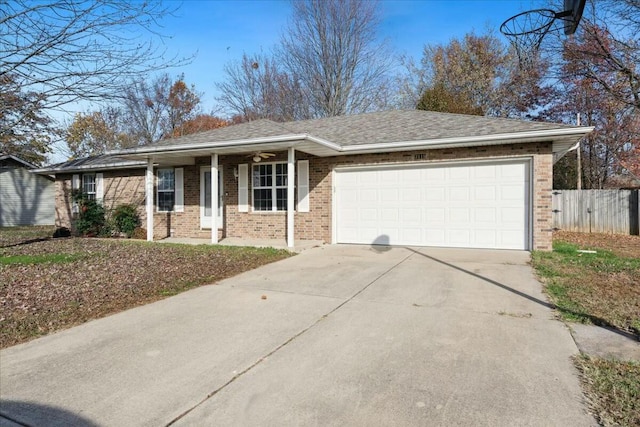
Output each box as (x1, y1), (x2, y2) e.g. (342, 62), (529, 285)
(146, 158), (154, 241)
(287, 147), (295, 248)
(211, 153), (219, 244)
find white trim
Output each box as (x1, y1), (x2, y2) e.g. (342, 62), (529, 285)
(211, 154), (218, 244)
(33, 161), (146, 174)
(332, 157), (533, 250)
(251, 161), (289, 212)
(82, 173), (97, 200)
(238, 164), (249, 212)
(95, 173), (104, 202)
(106, 127), (593, 159)
(297, 160), (309, 212)
(174, 168), (184, 212)
(146, 159), (154, 241)
(287, 147), (295, 248)
(109, 134), (312, 156)
(72, 174), (80, 215)
(336, 127), (594, 154)
(332, 156), (534, 172)
(156, 168), (176, 213)
(200, 165), (224, 229)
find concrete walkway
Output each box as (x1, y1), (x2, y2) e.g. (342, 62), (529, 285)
(570, 323), (640, 361)
(0, 245), (595, 426)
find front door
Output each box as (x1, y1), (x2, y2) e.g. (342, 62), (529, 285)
(200, 166), (223, 229)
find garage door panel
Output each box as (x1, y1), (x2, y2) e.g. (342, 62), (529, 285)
(475, 207), (496, 222)
(450, 208), (470, 222)
(474, 186), (496, 201)
(335, 161), (529, 249)
(449, 167), (470, 180)
(380, 208), (398, 221)
(400, 188), (421, 202)
(424, 168), (445, 180)
(449, 187), (470, 201)
(425, 188), (445, 201)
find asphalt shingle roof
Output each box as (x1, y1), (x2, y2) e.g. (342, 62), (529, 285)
(43, 154), (144, 171)
(283, 110), (572, 146)
(145, 109), (574, 148)
(42, 110), (582, 171)
(153, 119), (293, 146)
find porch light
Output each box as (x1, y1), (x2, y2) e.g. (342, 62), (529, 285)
(253, 155), (261, 163)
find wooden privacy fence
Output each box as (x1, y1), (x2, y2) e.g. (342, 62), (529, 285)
(552, 189), (640, 235)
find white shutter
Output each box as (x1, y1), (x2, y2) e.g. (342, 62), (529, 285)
(297, 160), (309, 212)
(238, 164), (248, 212)
(174, 168), (184, 212)
(95, 173), (104, 203)
(72, 174), (80, 214)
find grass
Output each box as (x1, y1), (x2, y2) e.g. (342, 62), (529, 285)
(575, 355), (640, 427)
(532, 232), (640, 426)
(531, 239), (640, 335)
(0, 226), (292, 348)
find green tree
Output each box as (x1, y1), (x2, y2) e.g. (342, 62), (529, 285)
(406, 32), (553, 119)
(65, 108), (133, 158)
(416, 83), (483, 116)
(0, 74), (53, 165)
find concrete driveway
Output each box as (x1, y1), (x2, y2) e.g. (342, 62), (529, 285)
(0, 245), (594, 426)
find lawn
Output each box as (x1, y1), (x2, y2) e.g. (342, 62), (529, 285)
(0, 227), (291, 349)
(532, 231), (640, 427)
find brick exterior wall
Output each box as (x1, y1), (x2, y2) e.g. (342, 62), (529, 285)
(53, 141), (554, 250)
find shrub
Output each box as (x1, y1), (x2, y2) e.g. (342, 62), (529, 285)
(113, 204), (141, 237)
(74, 197), (106, 236)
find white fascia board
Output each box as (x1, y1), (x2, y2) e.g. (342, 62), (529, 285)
(338, 127), (595, 154)
(108, 134), (310, 157)
(32, 161), (147, 174)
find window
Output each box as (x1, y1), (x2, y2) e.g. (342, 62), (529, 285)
(82, 174), (96, 200)
(157, 168), (175, 212)
(252, 163), (288, 211)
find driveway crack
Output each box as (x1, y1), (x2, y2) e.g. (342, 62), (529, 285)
(165, 249), (415, 426)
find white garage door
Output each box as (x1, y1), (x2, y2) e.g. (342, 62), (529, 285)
(334, 160), (530, 250)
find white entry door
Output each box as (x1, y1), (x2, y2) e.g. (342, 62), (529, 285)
(200, 166), (223, 229)
(334, 160), (530, 250)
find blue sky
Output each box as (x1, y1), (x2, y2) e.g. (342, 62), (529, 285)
(159, 0), (536, 113)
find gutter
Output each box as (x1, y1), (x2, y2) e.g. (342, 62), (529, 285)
(106, 134), (328, 156)
(108, 126), (594, 158)
(32, 160), (147, 174)
(337, 127), (595, 153)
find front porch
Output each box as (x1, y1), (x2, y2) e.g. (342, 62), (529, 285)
(158, 236), (324, 253)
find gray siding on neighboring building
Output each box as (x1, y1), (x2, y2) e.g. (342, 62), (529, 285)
(0, 158), (55, 226)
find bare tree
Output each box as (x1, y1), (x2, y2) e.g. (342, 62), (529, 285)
(0, 0), (190, 144)
(277, 0), (393, 117)
(122, 74), (201, 145)
(216, 53), (309, 122)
